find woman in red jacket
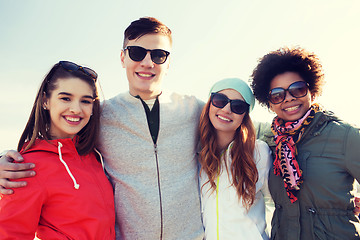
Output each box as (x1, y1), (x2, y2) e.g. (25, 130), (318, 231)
(0, 61), (115, 239)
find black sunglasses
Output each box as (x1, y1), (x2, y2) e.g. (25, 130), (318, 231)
(210, 92), (249, 115)
(59, 61), (98, 81)
(124, 46), (170, 64)
(268, 81), (309, 104)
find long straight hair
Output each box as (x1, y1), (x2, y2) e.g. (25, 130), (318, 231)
(17, 63), (100, 155)
(199, 100), (258, 210)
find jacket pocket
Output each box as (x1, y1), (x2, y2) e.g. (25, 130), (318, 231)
(307, 207), (359, 240)
(307, 207), (327, 240)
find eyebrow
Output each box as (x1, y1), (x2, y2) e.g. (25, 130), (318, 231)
(58, 92), (94, 99)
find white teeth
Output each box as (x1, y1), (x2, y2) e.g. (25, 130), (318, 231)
(285, 106), (300, 111)
(217, 115), (231, 122)
(138, 73), (153, 77)
(65, 117), (80, 122)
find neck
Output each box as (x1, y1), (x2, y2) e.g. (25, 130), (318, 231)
(129, 90), (161, 100)
(216, 131), (234, 150)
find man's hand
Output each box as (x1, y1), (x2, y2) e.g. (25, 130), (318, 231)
(0, 150), (36, 194)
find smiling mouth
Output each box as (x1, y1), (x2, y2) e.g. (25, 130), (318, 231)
(284, 105), (300, 112)
(65, 116), (81, 122)
(137, 72), (155, 78)
(217, 115), (232, 122)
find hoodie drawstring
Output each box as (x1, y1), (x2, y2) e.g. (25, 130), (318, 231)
(57, 142), (80, 190)
(94, 148), (105, 170)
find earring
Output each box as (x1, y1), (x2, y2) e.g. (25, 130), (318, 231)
(43, 106), (47, 110)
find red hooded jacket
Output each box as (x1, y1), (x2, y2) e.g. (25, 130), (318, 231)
(0, 138), (115, 239)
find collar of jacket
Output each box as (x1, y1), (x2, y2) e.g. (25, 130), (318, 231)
(263, 110), (340, 148)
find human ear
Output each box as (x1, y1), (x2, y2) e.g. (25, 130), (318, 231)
(269, 103), (274, 112)
(43, 93), (50, 110)
(43, 101), (49, 110)
(166, 56), (171, 70)
(311, 93), (316, 102)
(120, 50), (126, 68)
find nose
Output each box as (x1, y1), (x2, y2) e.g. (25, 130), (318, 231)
(222, 102), (232, 113)
(140, 52), (155, 68)
(70, 101), (81, 114)
(283, 90), (295, 102)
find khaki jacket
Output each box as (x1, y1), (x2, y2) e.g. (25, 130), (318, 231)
(261, 111), (360, 240)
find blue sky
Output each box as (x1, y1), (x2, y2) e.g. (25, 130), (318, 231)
(1, 0), (359, 149)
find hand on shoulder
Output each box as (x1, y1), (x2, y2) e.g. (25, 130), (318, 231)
(0, 150), (35, 195)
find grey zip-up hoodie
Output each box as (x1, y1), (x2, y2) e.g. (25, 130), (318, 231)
(98, 91), (205, 240)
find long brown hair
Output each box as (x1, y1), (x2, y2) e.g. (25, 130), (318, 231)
(199, 100), (258, 210)
(17, 62), (100, 155)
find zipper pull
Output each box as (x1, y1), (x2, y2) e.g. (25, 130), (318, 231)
(154, 143), (158, 154)
(308, 208), (316, 214)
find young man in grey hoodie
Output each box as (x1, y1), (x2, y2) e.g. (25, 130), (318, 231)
(0, 17), (205, 240)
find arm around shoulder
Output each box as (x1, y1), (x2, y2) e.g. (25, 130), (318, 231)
(0, 150), (36, 194)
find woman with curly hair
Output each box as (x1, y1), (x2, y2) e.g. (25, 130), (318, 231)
(199, 78), (272, 239)
(251, 47), (360, 239)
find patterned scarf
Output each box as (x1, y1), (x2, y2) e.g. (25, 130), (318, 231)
(271, 103), (320, 203)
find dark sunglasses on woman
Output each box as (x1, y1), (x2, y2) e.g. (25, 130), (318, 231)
(268, 81), (309, 104)
(210, 92), (249, 115)
(59, 61), (98, 81)
(124, 46), (170, 64)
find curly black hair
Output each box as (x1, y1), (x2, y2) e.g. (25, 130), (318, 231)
(250, 47), (325, 108)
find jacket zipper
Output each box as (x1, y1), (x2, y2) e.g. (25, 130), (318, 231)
(154, 143), (164, 240)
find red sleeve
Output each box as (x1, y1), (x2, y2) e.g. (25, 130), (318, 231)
(0, 172), (46, 239)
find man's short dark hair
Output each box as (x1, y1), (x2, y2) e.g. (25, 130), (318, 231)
(123, 17), (172, 49)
